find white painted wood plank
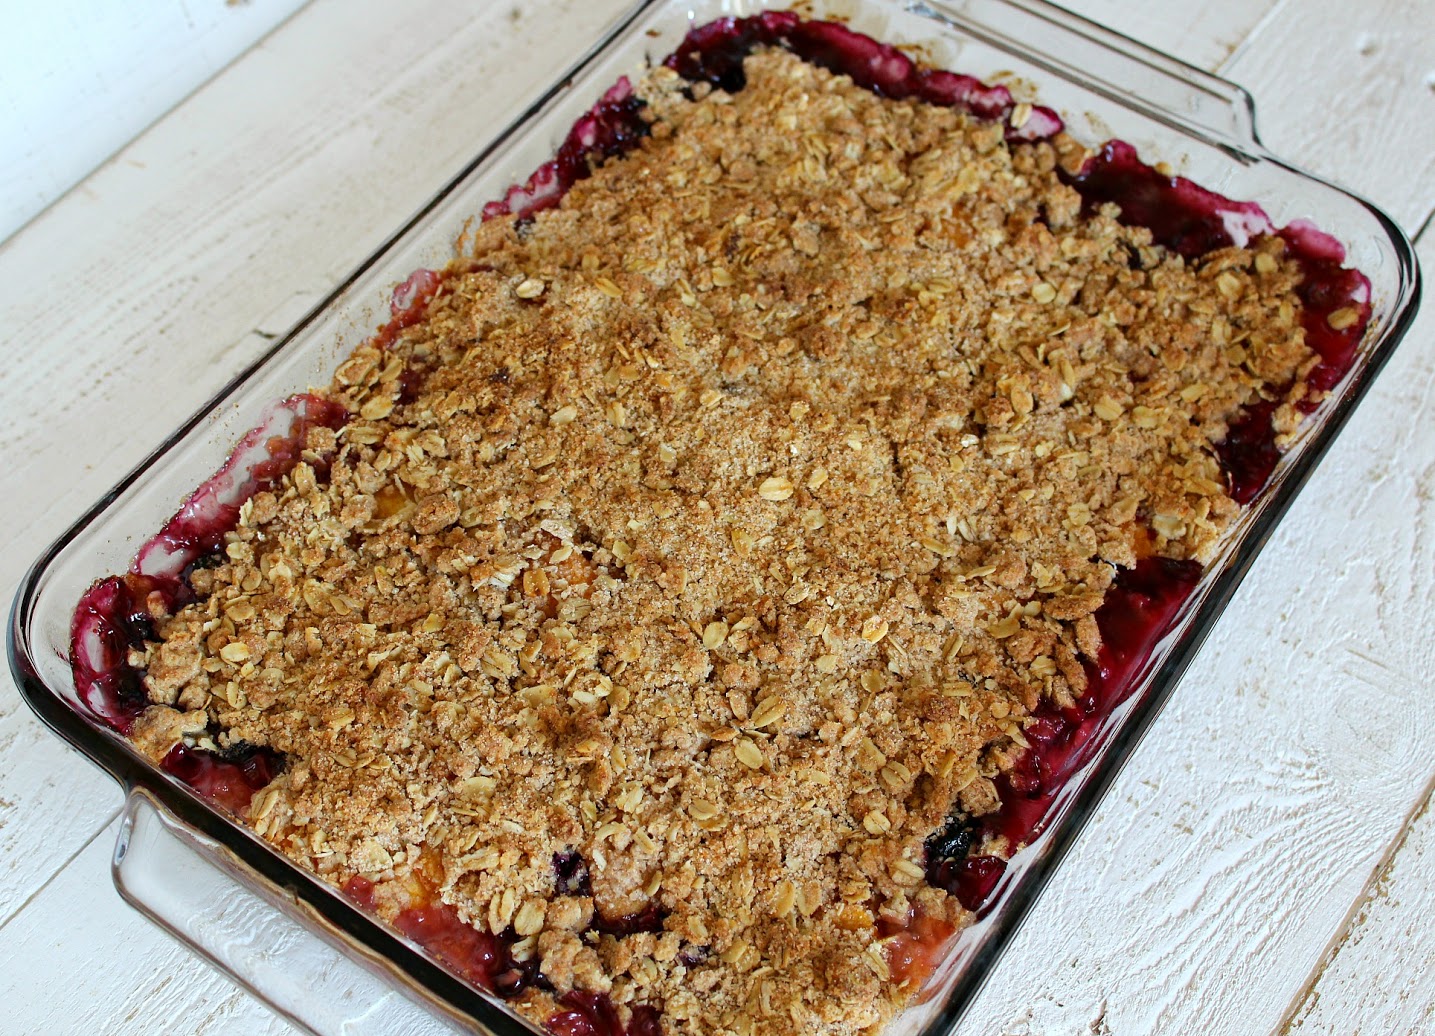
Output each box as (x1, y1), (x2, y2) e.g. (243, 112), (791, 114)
(0, 819), (295, 1036)
(0, 0), (630, 928)
(0, 0), (310, 243)
(2, 1), (1432, 1034)
(1057, 0), (1281, 72)
(1224, 0), (1435, 233)
(1285, 784), (1435, 1035)
(957, 212), (1435, 1036)
(0, 733), (122, 924)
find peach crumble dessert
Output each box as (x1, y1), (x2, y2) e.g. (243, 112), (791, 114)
(71, 14), (1371, 1036)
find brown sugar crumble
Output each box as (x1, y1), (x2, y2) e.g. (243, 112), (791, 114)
(128, 49), (1319, 1036)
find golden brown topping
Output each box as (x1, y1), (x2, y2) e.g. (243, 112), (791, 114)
(132, 48), (1316, 1036)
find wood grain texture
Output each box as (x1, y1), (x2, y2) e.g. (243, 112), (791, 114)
(1224, 0), (1435, 233)
(1, 1), (1431, 1033)
(1058, 0), (1281, 71)
(1285, 782), (1435, 1035)
(1275, 228), (1435, 1036)
(0, 0), (309, 242)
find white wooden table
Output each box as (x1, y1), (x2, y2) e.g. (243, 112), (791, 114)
(3, 1), (1432, 1032)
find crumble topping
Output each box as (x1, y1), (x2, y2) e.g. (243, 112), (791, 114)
(129, 49), (1316, 1036)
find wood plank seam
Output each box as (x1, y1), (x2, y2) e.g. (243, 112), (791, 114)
(0, 807), (121, 933)
(0, 2), (314, 249)
(1215, 0), (1292, 74)
(1276, 772), (1435, 1033)
(1414, 206), (1434, 245)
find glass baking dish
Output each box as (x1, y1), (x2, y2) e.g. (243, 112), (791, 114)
(7, 0), (1421, 1033)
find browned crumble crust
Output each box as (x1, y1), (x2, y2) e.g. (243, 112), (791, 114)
(132, 51), (1316, 1036)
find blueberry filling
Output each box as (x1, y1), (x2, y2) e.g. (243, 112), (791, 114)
(924, 813), (1005, 913)
(554, 850), (594, 897)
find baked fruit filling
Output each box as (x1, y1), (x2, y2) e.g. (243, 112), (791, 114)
(73, 14), (1370, 1036)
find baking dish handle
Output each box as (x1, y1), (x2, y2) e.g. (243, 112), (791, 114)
(921, 0), (1263, 149)
(112, 789), (459, 1036)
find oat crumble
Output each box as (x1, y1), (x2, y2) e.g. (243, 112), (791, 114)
(127, 49), (1318, 1036)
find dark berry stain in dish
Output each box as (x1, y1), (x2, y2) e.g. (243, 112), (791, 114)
(159, 742), (283, 815)
(975, 556), (1203, 859)
(925, 812), (977, 868)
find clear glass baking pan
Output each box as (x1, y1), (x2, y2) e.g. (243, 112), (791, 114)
(7, 0), (1421, 1033)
